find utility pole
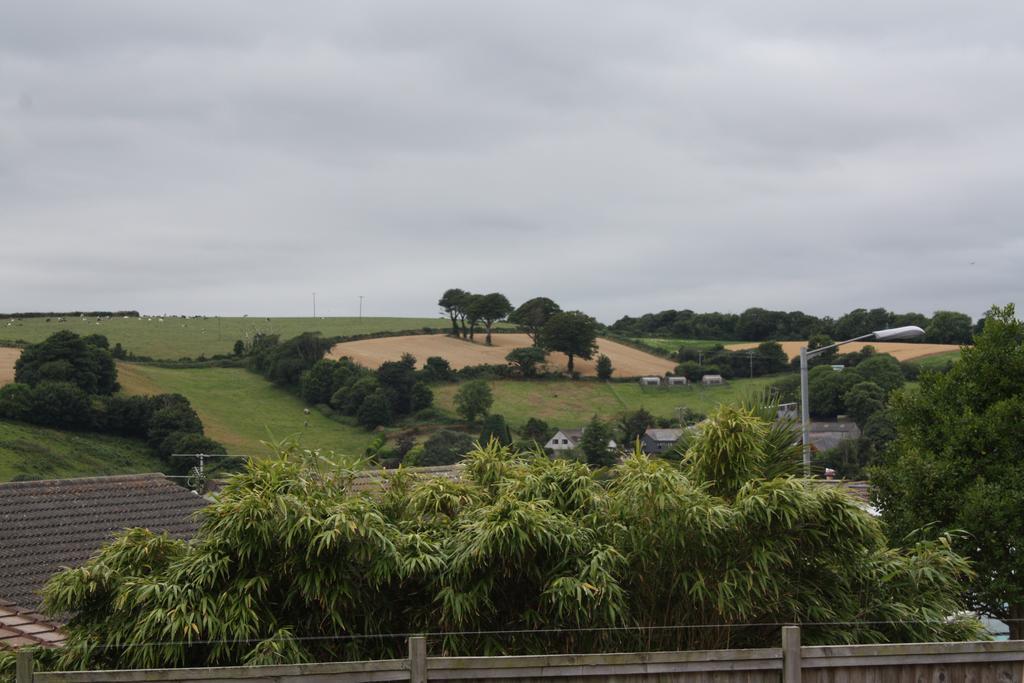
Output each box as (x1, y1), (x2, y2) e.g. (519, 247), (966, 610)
(312, 292), (316, 319)
(747, 350), (755, 378)
(359, 295), (364, 320)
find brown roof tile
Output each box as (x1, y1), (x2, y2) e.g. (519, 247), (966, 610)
(0, 601), (66, 649)
(0, 473), (208, 613)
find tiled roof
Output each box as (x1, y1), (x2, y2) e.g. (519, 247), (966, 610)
(347, 465), (462, 494)
(0, 473), (208, 613)
(644, 428), (684, 443)
(0, 599), (66, 649)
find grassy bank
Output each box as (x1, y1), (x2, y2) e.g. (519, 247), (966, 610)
(117, 363), (375, 456)
(1, 316), (448, 360)
(632, 338), (744, 354)
(0, 419), (166, 482)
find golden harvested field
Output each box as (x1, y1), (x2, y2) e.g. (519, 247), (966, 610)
(327, 333), (677, 378)
(0, 348), (19, 386)
(725, 341), (961, 362)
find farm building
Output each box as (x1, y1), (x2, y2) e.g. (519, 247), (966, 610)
(544, 428), (617, 452)
(639, 376), (661, 386)
(641, 428), (685, 455)
(667, 376), (689, 386)
(701, 374), (724, 385)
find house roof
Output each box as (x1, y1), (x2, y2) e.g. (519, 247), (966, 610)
(0, 598), (66, 649)
(644, 428), (684, 443)
(347, 464), (463, 494)
(551, 429), (583, 441)
(0, 473), (208, 613)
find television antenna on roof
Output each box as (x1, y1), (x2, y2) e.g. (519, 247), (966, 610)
(170, 453), (253, 493)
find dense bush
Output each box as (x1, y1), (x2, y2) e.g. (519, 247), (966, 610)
(250, 332), (333, 387)
(413, 429), (476, 466)
(39, 411), (982, 672)
(15, 331), (118, 395)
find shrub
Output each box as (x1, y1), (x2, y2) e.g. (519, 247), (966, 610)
(26, 381), (95, 429)
(417, 429), (475, 466)
(421, 356), (455, 382)
(596, 354), (613, 380)
(479, 413), (512, 446)
(356, 389), (394, 429)
(454, 380), (493, 422)
(15, 330), (118, 395)
(410, 382), (434, 412)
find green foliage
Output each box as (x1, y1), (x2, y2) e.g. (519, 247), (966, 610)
(505, 346), (547, 378)
(356, 389), (394, 428)
(618, 408), (653, 448)
(417, 429), (475, 466)
(872, 303), (1024, 630)
(439, 288), (471, 337)
(479, 413), (512, 446)
(15, 330), (118, 395)
(249, 332), (332, 388)
(807, 366), (857, 418)
(540, 311), (599, 374)
(595, 354), (613, 380)
(508, 297), (562, 343)
(41, 413), (983, 672)
(843, 381), (886, 428)
(579, 416), (615, 467)
(925, 310), (973, 344)
(853, 354), (905, 395)
(421, 356), (455, 382)
(520, 417), (553, 445)
(410, 382), (434, 412)
(454, 380), (494, 422)
(469, 293), (513, 345)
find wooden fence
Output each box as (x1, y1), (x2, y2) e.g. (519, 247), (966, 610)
(15, 627), (1024, 683)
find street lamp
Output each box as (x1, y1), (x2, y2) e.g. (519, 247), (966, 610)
(799, 325), (924, 476)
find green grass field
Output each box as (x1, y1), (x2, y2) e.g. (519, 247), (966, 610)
(0, 316), (448, 360)
(117, 364), (375, 456)
(633, 338), (744, 354)
(0, 419), (167, 482)
(908, 349), (961, 371)
(433, 375), (783, 429)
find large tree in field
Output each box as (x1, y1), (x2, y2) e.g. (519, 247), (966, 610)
(508, 297), (561, 344)
(872, 304), (1024, 635)
(539, 311), (599, 374)
(37, 407), (981, 673)
(438, 288), (469, 337)
(14, 330), (118, 395)
(469, 292), (513, 345)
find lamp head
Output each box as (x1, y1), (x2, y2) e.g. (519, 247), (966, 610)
(871, 325), (925, 341)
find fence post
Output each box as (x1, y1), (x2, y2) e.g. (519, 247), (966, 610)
(16, 650), (34, 683)
(782, 626), (801, 683)
(408, 635), (426, 683)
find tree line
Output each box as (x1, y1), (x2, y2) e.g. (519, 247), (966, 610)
(0, 331), (224, 468)
(611, 306), (979, 344)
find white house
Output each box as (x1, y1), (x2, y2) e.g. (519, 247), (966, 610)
(639, 376), (661, 386)
(544, 428), (618, 452)
(666, 376), (689, 386)
(701, 374), (724, 385)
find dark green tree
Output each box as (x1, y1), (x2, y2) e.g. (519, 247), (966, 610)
(596, 354), (613, 380)
(410, 382), (434, 412)
(508, 297), (561, 344)
(539, 311), (599, 374)
(421, 356), (454, 382)
(807, 366), (856, 418)
(233, 340), (245, 357)
(468, 293), (512, 345)
(579, 415), (615, 467)
(872, 304), (1024, 636)
(756, 341), (789, 374)
(505, 346), (547, 378)
(438, 288), (470, 337)
(454, 380), (493, 422)
(479, 413), (512, 446)
(842, 381), (886, 428)
(925, 310), (974, 344)
(356, 389), (394, 429)
(618, 408), (654, 448)
(520, 417), (552, 444)
(417, 429), (475, 466)
(15, 330), (118, 395)
(853, 354), (905, 395)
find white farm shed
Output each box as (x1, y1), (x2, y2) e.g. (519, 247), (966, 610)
(667, 376), (689, 386)
(639, 376), (661, 386)
(701, 374), (724, 385)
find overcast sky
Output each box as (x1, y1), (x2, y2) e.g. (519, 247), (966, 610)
(2, 1), (1022, 323)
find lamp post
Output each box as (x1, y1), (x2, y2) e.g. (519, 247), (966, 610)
(799, 325), (924, 476)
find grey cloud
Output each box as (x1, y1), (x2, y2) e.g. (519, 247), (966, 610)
(1, 1), (1022, 322)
